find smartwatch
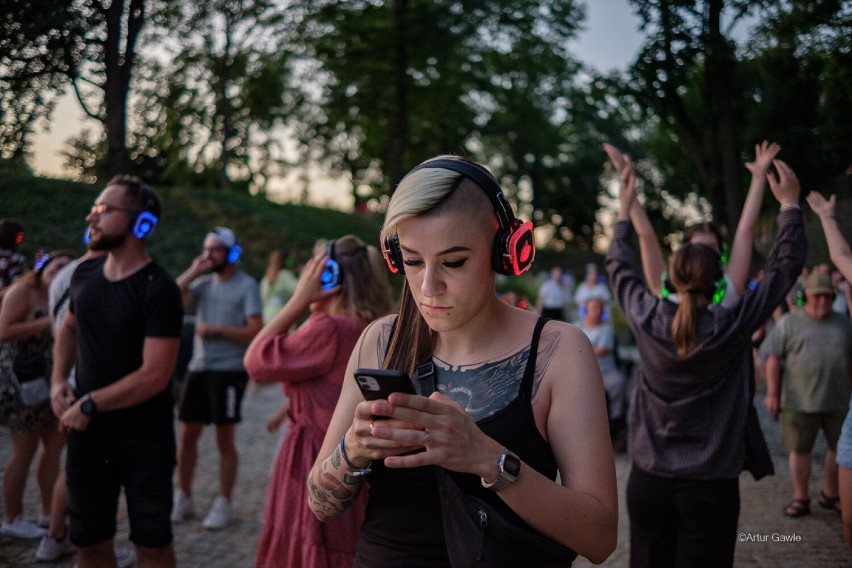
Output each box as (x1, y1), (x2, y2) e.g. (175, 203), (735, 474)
(80, 394), (97, 417)
(481, 448), (521, 492)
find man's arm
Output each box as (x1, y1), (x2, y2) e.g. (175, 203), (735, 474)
(764, 354), (782, 420)
(51, 310), (78, 418)
(59, 336), (180, 432)
(806, 192), (852, 280)
(197, 314), (263, 344)
(176, 254), (211, 306)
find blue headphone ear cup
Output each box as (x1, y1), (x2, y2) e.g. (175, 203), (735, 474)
(320, 258), (341, 289)
(227, 243), (242, 264)
(132, 211), (158, 239)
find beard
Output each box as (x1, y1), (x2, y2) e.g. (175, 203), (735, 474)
(88, 230), (127, 251)
(212, 258), (229, 273)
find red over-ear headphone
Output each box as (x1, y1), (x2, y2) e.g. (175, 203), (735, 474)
(381, 157), (535, 276)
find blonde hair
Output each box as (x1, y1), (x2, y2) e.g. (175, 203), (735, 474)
(334, 235), (393, 322)
(382, 156), (498, 375)
(669, 243), (720, 356)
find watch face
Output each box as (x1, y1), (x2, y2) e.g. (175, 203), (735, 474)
(81, 397), (95, 415)
(503, 453), (521, 477)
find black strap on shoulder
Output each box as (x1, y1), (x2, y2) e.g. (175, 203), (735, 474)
(413, 361), (437, 396)
(52, 288), (71, 319)
(520, 317), (549, 400)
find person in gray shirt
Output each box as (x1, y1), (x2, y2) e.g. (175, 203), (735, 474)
(174, 227), (262, 531)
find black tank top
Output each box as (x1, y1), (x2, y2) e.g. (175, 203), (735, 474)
(355, 317), (558, 567)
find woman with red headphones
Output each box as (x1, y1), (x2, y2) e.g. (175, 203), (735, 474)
(307, 156), (617, 566)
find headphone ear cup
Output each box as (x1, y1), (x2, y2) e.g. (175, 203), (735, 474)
(494, 220), (535, 276)
(382, 233), (404, 274)
(132, 211), (158, 239)
(227, 243), (242, 264)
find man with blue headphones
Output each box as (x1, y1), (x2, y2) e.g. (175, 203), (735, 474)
(174, 227), (262, 530)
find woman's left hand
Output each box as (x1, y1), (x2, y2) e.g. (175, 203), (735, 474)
(371, 391), (500, 477)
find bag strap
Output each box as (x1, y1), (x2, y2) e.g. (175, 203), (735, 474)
(52, 288), (71, 320)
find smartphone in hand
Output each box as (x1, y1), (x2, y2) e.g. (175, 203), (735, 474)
(354, 368), (416, 401)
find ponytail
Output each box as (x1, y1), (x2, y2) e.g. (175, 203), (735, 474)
(671, 291), (698, 356)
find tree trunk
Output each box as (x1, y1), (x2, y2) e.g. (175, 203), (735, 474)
(705, 0), (741, 234)
(389, 0), (409, 188)
(102, 0), (146, 178)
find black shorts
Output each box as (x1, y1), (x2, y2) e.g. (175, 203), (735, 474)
(178, 370), (249, 425)
(66, 428), (175, 548)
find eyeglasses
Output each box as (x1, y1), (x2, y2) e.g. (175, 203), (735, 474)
(89, 203), (138, 216)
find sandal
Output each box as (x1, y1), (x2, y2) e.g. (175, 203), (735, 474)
(818, 491), (841, 512)
(783, 498), (811, 518)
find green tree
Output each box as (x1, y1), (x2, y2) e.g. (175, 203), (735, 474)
(0, 0), (83, 163)
(149, 0), (297, 191)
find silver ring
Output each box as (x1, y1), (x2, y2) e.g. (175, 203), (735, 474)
(423, 431), (433, 446)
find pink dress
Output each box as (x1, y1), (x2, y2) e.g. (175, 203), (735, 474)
(246, 311), (369, 568)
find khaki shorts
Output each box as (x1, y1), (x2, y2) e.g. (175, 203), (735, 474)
(780, 409), (846, 453)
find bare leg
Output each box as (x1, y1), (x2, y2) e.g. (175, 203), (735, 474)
(47, 470), (69, 538)
(789, 451), (812, 501)
(839, 465), (852, 549)
(215, 424), (237, 499)
(176, 422), (204, 495)
(76, 539), (117, 568)
(137, 543), (176, 568)
(36, 428), (66, 517)
(823, 449), (839, 498)
(3, 430), (39, 522)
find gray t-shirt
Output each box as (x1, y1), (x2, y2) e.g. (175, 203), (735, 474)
(760, 311), (852, 412)
(187, 271), (262, 372)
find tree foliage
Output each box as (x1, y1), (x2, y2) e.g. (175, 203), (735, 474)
(0, 0), (83, 162)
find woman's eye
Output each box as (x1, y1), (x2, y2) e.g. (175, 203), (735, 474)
(444, 259), (467, 269)
(402, 258), (422, 267)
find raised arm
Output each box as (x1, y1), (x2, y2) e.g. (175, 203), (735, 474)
(604, 143), (664, 295)
(806, 192), (852, 280)
(728, 141), (782, 294)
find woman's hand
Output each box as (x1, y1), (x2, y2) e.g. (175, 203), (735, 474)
(745, 140), (781, 177)
(366, 392), (500, 478)
(290, 254), (341, 308)
(616, 156), (637, 221)
(767, 159), (800, 206)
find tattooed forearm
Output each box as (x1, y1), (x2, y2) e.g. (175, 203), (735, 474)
(306, 448), (364, 521)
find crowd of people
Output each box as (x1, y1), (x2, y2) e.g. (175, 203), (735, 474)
(0, 141), (850, 568)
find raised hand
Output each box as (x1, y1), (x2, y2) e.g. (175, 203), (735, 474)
(745, 140), (781, 177)
(617, 155), (637, 216)
(603, 143), (628, 174)
(806, 191), (836, 220)
(766, 159), (800, 206)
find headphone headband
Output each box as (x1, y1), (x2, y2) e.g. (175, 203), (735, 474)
(407, 158), (514, 229)
(384, 156), (534, 277)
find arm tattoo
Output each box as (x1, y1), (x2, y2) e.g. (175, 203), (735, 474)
(307, 448), (363, 519)
(532, 329), (560, 399)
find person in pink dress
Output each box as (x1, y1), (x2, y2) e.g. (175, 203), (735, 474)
(244, 235), (393, 568)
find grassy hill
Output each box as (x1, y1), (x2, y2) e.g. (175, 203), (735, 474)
(2, 172), (385, 278)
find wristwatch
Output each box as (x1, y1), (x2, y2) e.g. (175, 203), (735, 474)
(80, 394), (97, 417)
(481, 448), (521, 492)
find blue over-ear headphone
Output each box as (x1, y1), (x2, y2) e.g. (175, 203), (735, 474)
(320, 239), (342, 290)
(132, 185), (159, 239)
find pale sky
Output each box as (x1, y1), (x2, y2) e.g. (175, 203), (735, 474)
(29, 0), (644, 209)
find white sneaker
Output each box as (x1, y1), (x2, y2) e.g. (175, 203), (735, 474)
(72, 546), (134, 568)
(1, 515), (47, 539)
(35, 533), (75, 561)
(170, 489), (194, 522)
(202, 496), (233, 530)
(115, 546), (136, 568)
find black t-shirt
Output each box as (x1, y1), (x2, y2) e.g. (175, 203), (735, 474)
(70, 256), (183, 433)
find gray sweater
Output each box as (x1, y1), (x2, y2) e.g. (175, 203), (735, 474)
(606, 209), (806, 480)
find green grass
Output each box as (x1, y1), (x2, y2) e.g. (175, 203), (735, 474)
(2, 172), (384, 278)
